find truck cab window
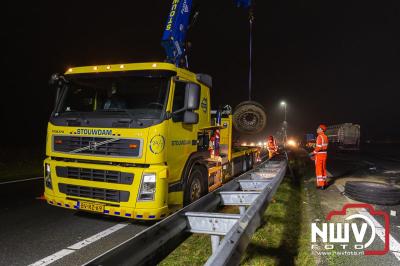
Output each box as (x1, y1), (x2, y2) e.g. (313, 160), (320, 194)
(56, 76), (169, 123)
(172, 82), (186, 122)
(64, 88), (97, 112)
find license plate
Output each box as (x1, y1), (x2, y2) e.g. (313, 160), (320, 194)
(79, 201), (105, 213)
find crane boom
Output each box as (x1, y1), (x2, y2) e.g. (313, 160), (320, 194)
(161, 0), (252, 67)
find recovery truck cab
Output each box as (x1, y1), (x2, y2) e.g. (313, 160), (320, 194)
(44, 62), (258, 220)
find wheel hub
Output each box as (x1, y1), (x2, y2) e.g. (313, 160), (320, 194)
(190, 178), (201, 202)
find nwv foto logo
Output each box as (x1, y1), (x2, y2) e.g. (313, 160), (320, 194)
(311, 203), (390, 256)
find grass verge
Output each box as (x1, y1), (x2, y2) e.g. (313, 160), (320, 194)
(0, 146), (44, 181)
(160, 150), (316, 266)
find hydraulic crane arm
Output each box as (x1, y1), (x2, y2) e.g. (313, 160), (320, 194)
(236, 0), (252, 8)
(161, 0), (252, 67)
(161, 0), (193, 68)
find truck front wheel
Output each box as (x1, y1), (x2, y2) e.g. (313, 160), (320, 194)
(184, 165), (207, 206)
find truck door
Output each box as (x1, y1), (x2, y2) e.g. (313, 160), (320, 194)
(167, 81), (198, 184)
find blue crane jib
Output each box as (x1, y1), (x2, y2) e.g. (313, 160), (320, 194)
(161, 0), (252, 67)
(161, 0), (193, 67)
(235, 0), (252, 8)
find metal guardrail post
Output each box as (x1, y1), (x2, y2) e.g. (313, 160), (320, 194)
(211, 235), (221, 254)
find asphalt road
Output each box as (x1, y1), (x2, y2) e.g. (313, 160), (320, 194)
(0, 179), (148, 266)
(326, 147), (400, 263)
(1, 145), (398, 265)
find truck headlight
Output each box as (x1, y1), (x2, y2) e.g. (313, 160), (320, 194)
(45, 163), (52, 189)
(138, 173), (156, 201)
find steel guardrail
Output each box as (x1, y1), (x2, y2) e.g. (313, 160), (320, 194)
(85, 156), (287, 266)
(205, 159), (287, 265)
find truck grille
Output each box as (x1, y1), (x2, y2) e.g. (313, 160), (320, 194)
(56, 166), (134, 185)
(53, 136), (141, 157)
(58, 184), (130, 202)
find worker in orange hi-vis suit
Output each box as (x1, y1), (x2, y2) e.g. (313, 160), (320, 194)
(310, 124), (329, 189)
(267, 135), (278, 159)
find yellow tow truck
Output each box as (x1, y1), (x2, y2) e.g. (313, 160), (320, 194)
(44, 62), (258, 220)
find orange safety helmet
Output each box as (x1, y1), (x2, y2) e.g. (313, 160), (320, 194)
(318, 124), (327, 131)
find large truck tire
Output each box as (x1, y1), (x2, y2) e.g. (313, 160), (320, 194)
(344, 181), (400, 206)
(233, 101), (267, 134)
(184, 165), (208, 206)
(247, 154), (253, 170)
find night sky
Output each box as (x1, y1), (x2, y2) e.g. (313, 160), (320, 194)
(2, 0), (400, 147)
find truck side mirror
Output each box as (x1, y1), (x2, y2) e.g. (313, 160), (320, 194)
(183, 111), (199, 124)
(49, 73), (68, 86)
(49, 73), (68, 111)
(185, 83), (200, 110)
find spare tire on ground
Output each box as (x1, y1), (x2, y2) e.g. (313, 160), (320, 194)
(344, 181), (400, 206)
(233, 101), (267, 134)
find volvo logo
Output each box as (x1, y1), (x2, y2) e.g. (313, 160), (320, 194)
(69, 138), (120, 154)
(88, 141), (98, 151)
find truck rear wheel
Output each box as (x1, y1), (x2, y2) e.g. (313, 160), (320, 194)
(184, 165), (207, 206)
(242, 158), (247, 172)
(247, 154), (253, 169)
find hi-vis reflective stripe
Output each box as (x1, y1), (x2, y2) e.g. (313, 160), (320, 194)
(316, 135), (328, 149)
(318, 135), (328, 143)
(321, 135), (328, 146)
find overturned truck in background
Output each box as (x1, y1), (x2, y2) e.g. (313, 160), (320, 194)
(325, 123), (360, 151)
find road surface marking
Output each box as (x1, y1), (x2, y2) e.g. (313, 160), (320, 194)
(68, 223), (128, 250)
(29, 223), (128, 266)
(29, 249), (75, 266)
(384, 170), (400, 174)
(359, 208), (400, 261)
(0, 176), (43, 185)
(335, 183), (400, 261)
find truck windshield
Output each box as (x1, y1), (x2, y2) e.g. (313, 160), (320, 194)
(57, 75), (170, 120)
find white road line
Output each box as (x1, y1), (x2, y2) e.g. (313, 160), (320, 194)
(29, 223), (128, 266)
(0, 176), (43, 185)
(359, 209), (400, 261)
(29, 249), (75, 266)
(335, 183), (400, 261)
(68, 223), (128, 250)
(383, 170), (400, 174)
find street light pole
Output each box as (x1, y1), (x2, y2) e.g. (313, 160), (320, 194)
(280, 101), (287, 145)
(284, 104), (287, 121)
(280, 101), (287, 122)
